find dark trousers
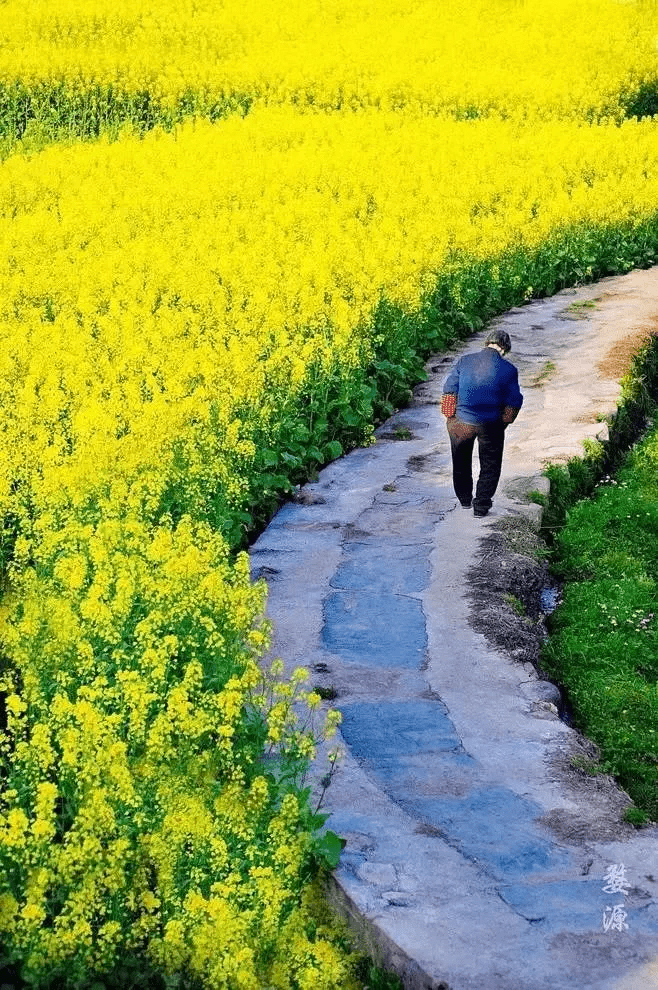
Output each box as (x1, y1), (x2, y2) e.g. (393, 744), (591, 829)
(446, 418), (505, 512)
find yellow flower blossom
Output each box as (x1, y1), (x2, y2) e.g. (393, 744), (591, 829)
(0, 6), (657, 990)
(0, 893), (18, 931)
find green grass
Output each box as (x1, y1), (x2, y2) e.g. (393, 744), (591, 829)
(562, 297), (601, 317)
(503, 592), (527, 617)
(529, 360), (557, 387)
(541, 425), (658, 821)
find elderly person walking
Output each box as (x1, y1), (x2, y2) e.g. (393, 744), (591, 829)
(440, 328), (523, 517)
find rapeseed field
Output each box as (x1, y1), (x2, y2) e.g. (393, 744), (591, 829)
(1, 2), (658, 987)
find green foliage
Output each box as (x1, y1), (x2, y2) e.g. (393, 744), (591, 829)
(623, 806), (650, 826)
(542, 426), (658, 821)
(351, 960), (404, 990)
(0, 81), (252, 157)
(621, 81), (658, 120)
(314, 685), (339, 701)
(313, 831), (346, 871)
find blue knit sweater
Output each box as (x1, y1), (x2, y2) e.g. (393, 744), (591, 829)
(442, 347), (523, 425)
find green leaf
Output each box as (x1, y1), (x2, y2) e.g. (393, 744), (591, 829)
(340, 408), (364, 427)
(324, 440), (343, 460)
(261, 473), (292, 491)
(294, 423), (311, 442)
(316, 830), (345, 869)
(260, 449), (279, 468)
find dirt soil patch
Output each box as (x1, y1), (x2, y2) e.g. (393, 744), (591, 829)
(597, 323), (658, 379)
(540, 735), (635, 844)
(464, 515), (554, 667)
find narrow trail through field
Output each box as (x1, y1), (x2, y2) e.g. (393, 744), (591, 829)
(250, 268), (658, 990)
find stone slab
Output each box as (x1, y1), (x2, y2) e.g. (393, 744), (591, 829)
(330, 542), (432, 594)
(339, 700), (464, 757)
(323, 591), (427, 668)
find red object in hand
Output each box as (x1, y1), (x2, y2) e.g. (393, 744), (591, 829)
(441, 393), (457, 418)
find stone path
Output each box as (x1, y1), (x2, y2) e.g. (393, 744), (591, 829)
(250, 268), (658, 990)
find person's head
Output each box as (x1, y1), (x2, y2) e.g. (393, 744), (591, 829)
(484, 329), (512, 355)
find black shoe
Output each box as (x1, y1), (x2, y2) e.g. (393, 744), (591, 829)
(459, 500), (472, 508)
(473, 508), (489, 517)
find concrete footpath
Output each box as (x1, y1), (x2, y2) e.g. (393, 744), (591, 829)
(250, 268), (658, 990)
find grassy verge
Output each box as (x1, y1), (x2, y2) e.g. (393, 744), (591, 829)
(540, 336), (658, 823)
